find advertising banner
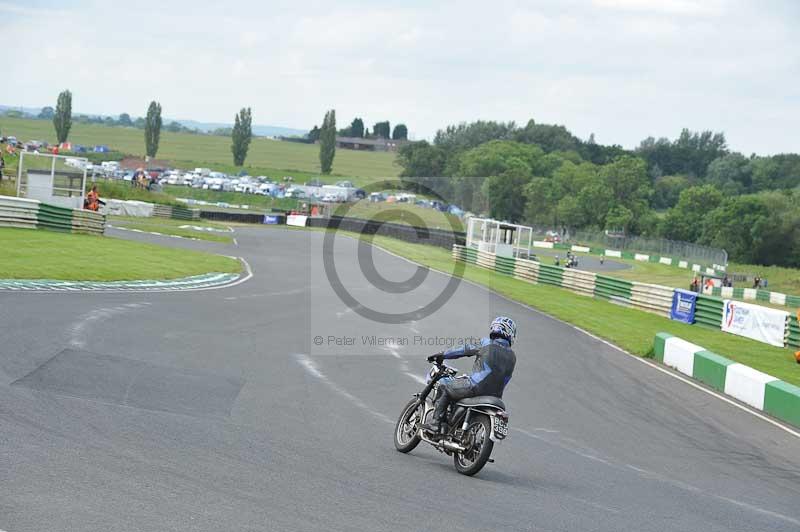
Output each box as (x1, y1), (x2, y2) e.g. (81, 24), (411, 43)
(721, 300), (788, 347)
(670, 289), (697, 324)
(286, 214), (308, 227)
(263, 214), (280, 225)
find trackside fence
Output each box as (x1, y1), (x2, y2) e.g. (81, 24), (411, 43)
(0, 194), (105, 235)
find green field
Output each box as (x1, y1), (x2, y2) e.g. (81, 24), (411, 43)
(0, 228), (240, 280)
(0, 116), (400, 182)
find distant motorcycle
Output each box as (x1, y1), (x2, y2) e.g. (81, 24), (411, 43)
(393, 358), (509, 476)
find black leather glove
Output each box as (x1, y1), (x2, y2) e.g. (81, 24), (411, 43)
(427, 353), (444, 363)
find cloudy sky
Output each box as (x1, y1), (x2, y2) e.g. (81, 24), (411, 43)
(2, 0), (797, 154)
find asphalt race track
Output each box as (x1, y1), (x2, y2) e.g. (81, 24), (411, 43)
(2, 226), (800, 532)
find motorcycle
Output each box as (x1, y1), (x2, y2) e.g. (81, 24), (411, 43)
(393, 358), (510, 476)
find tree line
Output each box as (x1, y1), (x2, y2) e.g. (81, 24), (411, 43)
(308, 117), (408, 141)
(397, 120), (800, 267)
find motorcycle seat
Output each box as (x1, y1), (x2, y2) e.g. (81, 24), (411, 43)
(456, 396), (506, 410)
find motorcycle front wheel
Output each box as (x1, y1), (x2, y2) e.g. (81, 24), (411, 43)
(394, 399), (423, 453)
(454, 414), (494, 476)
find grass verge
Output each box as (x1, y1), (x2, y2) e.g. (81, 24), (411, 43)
(0, 228), (240, 281)
(109, 216), (234, 243)
(353, 234), (800, 386)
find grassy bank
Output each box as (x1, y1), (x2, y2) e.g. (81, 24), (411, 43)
(0, 116), (400, 180)
(0, 228), (240, 281)
(349, 233), (800, 386)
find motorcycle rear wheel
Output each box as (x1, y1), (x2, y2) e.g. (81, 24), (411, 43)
(453, 414), (494, 476)
(394, 399), (423, 453)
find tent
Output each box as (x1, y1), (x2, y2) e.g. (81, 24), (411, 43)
(93, 145), (110, 153)
(59, 142), (72, 151)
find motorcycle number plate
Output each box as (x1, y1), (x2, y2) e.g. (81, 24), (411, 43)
(494, 418), (509, 438)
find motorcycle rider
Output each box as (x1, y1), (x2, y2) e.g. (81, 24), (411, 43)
(421, 316), (517, 435)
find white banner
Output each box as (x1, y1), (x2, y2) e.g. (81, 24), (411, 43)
(721, 300), (788, 347)
(286, 214), (308, 227)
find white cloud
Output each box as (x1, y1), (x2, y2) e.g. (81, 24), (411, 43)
(1, 0), (797, 155)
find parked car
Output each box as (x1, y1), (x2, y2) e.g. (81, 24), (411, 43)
(544, 231), (561, 243)
(285, 187), (306, 199)
(321, 193), (339, 203)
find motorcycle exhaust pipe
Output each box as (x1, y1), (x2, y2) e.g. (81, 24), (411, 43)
(441, 440), (466, 453)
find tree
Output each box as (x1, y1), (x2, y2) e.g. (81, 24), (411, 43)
(144, 101), (163, 158)
(308, 125), (321, 142)
(434, 120), (515, 154)
(392, 124), (408, 140)
(319, 109), (336, 174)
(513, 119), (581, 153)
(397, 141), (446, 177)
(166, 121), (183, 133)
(660, 185), (723, 242)
(53, 90), (72, 143)
(118, 113), (133, 127)
(706, 153), (752, 195)
(373, 121), (391, 139)
(699, 195), (770, 263)
(133, 117), (146, 129)
(350, 118), (364, 138)
(604, 205), (634, 233)
(636, 129), (727, 178)
(231, 107), (253, 166)
(652, 175), (690, 209)
(453, 140), (542, 221)
(38, 106), (55, 120)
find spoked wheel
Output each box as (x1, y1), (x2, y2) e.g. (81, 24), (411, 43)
(394, 399), (423, 453)
(454, 414), (494, 476)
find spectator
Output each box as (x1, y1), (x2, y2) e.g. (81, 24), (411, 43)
(753, 275), (761, 289)
(763, 278), (768, 288)
(690, 276), (699, 292)
(86, 185), (100, 211)
(0, 152), (5, 182)
(722, 274), (730, 287)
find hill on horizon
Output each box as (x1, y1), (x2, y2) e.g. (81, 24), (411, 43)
(0, 105), (307, 138)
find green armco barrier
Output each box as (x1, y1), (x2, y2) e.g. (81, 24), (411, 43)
(464, 247), (478, 264)
(756, 290), (770, 303)
(495, 256), (516, 276)
(788, 295), (800, 308)
(621, 251), (636, 260)
(764, 381), (800, 427)
(537, 263), (563, 287)
(37, 203), (74, 233)
(693, 350), (734, 391)
(594, 275), (632, 301)
(788, 315), (800, 349)
(695, 293), (723, 328)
